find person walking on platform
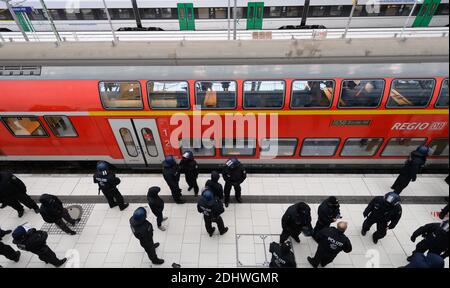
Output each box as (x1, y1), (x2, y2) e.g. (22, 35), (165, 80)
(162, 156), (185, 204)
(12, 225), (67, 267)
(313, 196), (341, 241)
(205, 171), (224, 201)
(179, 151), (200, 196)
(147, 186), (168, 231)
(130, 207), (164, 265)
(391, 145), (430, 194)
(93, 161), (129, 211)
(39, 194), (79, 235)
(0, 227), (21, 263)
(307, 221), (352, 268)
(197, 189), (228, 237)
(280, 202), (313, 243)
(362, 192), (402, 244)
(403, 253), (445, 269)
(408, 220), (449, 261)
(269, 241), (297, 268)
(0, 172), (40, 218)
(222, 158), (247, 207)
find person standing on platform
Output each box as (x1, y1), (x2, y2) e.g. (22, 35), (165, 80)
(269, 241), (297, 268)
(147, 186), (168, 231)
(222, 158), (247, 207)
(162, 156), (185, 204)
(307, 221), (352, 268)
(391, 145), (431, 194)
(313, 196), (341, 241)
(408, 220), (449, 261)
(205, 171), (224, 201)
(39, 194), (79, 235)
(197, 189), (228, 237)
(280, 202), (313, 243)
(362, 192), (402, 244)
(12, 225), (67, 267)
(130, 207), (164, 265)
(93, 161), (129, 211)
(179, 151), (200, 196)
(403, 253), (445, 269)
(0, 172), (40, 218)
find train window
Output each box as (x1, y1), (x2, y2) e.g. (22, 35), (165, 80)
(308, 6), (328, 17)
(214, 8), (228, 19)
(291, 80), (334, 109)
(429, 138), (449, 157)
(195, 81), (237, 109)
(0, 9), (12, 20)
(381, 138), (427, 156)
(140, 8), (175, 19)
(197, 8), (210, 19)
(232, 7), (245, 19)
(141, 128), (158, 157)
(28, 10), (46, 21)
(148, 81), (189, 109)
(339, 80), (385, 108)
(99, 82), (143, 109)
(301, 138), (340, 157)
(287, 7), (303, 17)
(243, 81), (285, 109)
(341, 138), (383, 157)
(110, 9), (134, 20)
(64, 9), (81, 20)
(80, 9), (96, 20)
(266, 7), (283, 17)
(119, 128), (138, 157)
(436, 79), (449, 108)
(180, 139), (216, 157)
(48, 9), (65, 20)
(387, 79), (435, 108)
(222, 139), (256, 157)
(2, 116), (48, 137)
(329, 5), (351, 17)
(260, 138), (298, 157)
(44, 116), (77, 137)
(436, 4), (449, 15)
(384, 5), (414, 16)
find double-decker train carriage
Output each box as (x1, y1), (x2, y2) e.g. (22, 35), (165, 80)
(0, 0), (449, 32)
(0, 37), (448, 170)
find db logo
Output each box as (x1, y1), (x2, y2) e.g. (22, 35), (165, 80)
(391, 122), (448, 131)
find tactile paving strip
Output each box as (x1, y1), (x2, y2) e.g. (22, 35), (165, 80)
(40, 203), (95, 235)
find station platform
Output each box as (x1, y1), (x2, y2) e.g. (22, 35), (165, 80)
(0, 173), (448, 268)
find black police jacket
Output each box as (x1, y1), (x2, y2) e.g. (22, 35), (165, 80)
(317, 201), (341, 226)
(364, 196), (402, 229)
(222, 164), (247, 185)
(269, 242), (297, 268)
(179, 158), (199, 180)
(130, 217), (154, 247)
(197, 197), (225, 219)
(39, 194), (64, 223)
(93, 172), (121, 192)
(147, 190), (164, 216)
(399, 151), (427, 181)
(0, 172), (27, 199)
(205, 179), (224, 200)
(13, 229), (49, 255)
(282, 203), (313, 234)
(316, 227), (352, 255)
(163, 165), (181, 185)
(412, 223), (449, 257)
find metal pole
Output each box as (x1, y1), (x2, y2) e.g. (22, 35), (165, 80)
(400, 0), (419, 38)
(343, 0), (358, 39)
(4, 0), (29, 41)
(227, 0), (231, 40)
(102, 0), (118, 43)
(39, 0), (62, 42)
(233, 0), (237, 40)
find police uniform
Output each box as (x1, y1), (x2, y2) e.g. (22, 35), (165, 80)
(197, 190), (228, 237)
(313, 197), (341, 240)
(0, 172), (39, 217)
(39, 194), (78, 235)
(147, 187), (167, 229)
(222, 158), (247, 206)
(409, 221), (449, 260)
(179, 151), (200, 196)
(205, 171), (224, 200)
(280, 202), (313, 243)
(0, 240), (20, 262)
(391, 148), (428, 194)
(308, 227), (352, 268)
(269, 242), (297, 268)
(93, 162), (128, 210)
(162, 156), (184, 204)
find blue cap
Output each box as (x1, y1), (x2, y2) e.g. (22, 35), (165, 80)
(385, 192), (401, 206)
(164, 155), (176, 166)
(96, 161), (109, 171)
(416, 145), (430, 156)
(132, 207), (147, 221)
(202, 189), (214, 202)
(12, 226), (27, 240)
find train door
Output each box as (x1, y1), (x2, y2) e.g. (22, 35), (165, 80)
(247, 2), (264, 30)
(177, 3), (195, 31)
(109, 119), (165, 166)
(413, 0), (441, 27)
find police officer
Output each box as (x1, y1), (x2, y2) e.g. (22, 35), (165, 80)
(403, 253), (445, 269)
(222, 158), (247, 207)
(0, 172), (40, 217)
(179, 151), (200, 196)
(0, 227), (21, 263)
(313, 196), (341, 241)
(93, 161), (129, 210)
(408, 220), (449, 261)
(129, 207), (164, 265)
(162, 156), (185, 204)
(12, 225), (67, 267)
(362, 192), (402, 244)
(280, 202), (313, 243)
(147, 187), (168, 231)
(39, 194), (79, 235)
(0, 227), (11, 240)
(269, 241), (297, 268)
(205, 171), (224, 201)
(391, 145), (430, 194)
(307, 221), (352, 268)
(197, 189), (228, 237)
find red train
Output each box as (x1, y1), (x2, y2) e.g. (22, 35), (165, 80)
(0, 47), (448, 170)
